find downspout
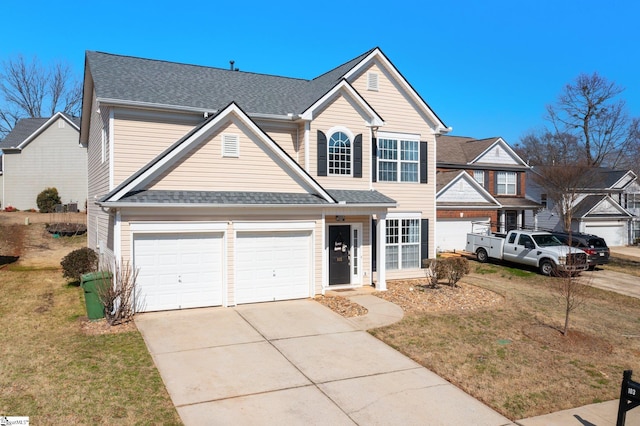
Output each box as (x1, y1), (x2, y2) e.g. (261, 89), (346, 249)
(304, 121), (310, 171)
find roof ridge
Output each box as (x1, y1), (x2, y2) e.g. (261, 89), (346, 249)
(87, 50), (310, 82)
(310, 47), (377, 81)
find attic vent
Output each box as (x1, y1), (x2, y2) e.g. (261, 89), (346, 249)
(367, 71), (379, 91)
(222, 134), (240, 158)
(58, 120), (65, 128)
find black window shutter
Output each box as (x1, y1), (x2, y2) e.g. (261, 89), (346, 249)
(372, 219), (377, 272)
(420, 141), (428, 183)
(353, 134), (362, 178)
(372, 138), (377, 182)
(317, 130), (327, 176)
(484, 171), (490, 190)
(421, 219), (429, 268)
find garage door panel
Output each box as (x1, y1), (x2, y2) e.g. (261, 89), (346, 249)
(134, 232), (224, 312)
(235, 231), (311, 304)
(585, 224), (626, 246)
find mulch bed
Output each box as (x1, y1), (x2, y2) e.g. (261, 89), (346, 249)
(79, 317), (137, 335)
(317, 278), (504, 318)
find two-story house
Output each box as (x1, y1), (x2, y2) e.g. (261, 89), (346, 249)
(0, 112), (86, 211)
(525, 167), (638, 246)
(80, 48), (451, 312)
(434, 135), (540, 252)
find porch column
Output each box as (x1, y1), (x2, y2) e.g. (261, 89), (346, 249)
(533, 209), (539, 231)
(499, 210), (505, 233)
(517, 210), (523, 229)
(376, 214), (387, 291)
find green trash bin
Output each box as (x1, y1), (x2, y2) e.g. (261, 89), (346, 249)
(81, 271), (112, 320)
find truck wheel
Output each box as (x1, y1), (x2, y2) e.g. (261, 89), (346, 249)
(476, 248), (488, 263)
(540, 260), (555, 276)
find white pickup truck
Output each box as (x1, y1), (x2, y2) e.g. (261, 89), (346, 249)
(465, 230), (589, 275)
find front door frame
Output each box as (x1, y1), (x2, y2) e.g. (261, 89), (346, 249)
(326, 222), (362, 288)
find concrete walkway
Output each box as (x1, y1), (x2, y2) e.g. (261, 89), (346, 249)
(136, 299), (514, 425)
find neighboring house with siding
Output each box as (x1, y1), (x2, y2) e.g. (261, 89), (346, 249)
(80, 47), (451, 312)
(435, 135), (540, 252)
(0, 113), (85, 211)
(525, 167), (638, 246)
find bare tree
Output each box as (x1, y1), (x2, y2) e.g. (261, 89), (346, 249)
(546, 72), (636, 168)
(532, 164), (600, 232)
(0, 55), (81, 138)
(555, 262), (589, 336)
(515, 131), (581, 166)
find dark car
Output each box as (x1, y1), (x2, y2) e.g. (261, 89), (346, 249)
(552, 232), (610, 269)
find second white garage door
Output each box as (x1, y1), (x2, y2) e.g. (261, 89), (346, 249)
(585, 223), (627, 247)
(235, 231), (312, 304)
(133, 232), (224, 312)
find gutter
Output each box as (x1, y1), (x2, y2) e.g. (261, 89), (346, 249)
(96, 201), (397, 209)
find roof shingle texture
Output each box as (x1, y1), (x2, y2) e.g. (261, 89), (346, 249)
(436, 135), (500, 164)
(0, 114), (80, 149)
(86, 49), (373, 116)
(116, 189), (395, 206)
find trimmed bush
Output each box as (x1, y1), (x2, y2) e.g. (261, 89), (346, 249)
(61, 247), (98, 282)
(37, 187), (61, 213)
(435, 257), (470, 287)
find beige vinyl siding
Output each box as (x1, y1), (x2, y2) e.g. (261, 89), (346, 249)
(2, 117), (86, 211)
(87, 94), (111, 251)
(297, 122), (306, 171)
(148, 120), (306, 193)
(256, 120), (301, 164)
(352, 62), (438, 263)
(113, 111), (201, 185)
(311, 95), (371, 190)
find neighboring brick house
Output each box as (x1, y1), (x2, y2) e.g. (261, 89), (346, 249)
(0, 112), (86, 211)
(80, 48), (452, 312)
(435, 135), (540, 251)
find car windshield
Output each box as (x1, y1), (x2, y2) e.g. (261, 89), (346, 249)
(532, 234), (564, 247)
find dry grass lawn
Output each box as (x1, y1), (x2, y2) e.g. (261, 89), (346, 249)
(370, 263), (640, 420)
(0, 213), (181, 424)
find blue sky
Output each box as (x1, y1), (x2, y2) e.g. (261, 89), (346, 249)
(2, 0), (639, 144)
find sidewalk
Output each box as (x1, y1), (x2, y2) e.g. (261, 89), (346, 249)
(337, 287), (640, 426)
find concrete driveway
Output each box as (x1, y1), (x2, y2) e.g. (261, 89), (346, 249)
(136, 300), (513, 425)
(581, 269), (640, 299)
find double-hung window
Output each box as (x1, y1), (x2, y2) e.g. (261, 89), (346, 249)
(496, 171), (517, 195)
(473, 170), (485, 186)
(385, 218), (420, 270)
(378, 133), (419, 182)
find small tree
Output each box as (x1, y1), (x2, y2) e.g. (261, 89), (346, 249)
(37, 187), (61, 213)
(97, 260), (139, 325)
(554, 237), (589, 336)
(61, 247), (98, 282)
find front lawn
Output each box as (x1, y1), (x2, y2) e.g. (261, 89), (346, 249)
(370, 263), (640, 420)
(0, 266), (181, 424)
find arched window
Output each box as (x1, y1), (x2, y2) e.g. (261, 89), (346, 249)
(328, 131), (351, 175)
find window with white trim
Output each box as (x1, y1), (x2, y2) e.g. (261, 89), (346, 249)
(473, 170), (484, 186)
(378, 135), (419, 182)
(385, 218), (420, 270)
(496, 171), (517, 195)
(328, 131), (351, 175)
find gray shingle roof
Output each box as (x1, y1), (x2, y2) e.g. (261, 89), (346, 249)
(86, 49), (373, 116)
(0, 114), (80, 150)
(0, 118), (49, 149)
(113, 189), (395, 206)
(118, 190), (329, 205)
(326, 189), (396, 204)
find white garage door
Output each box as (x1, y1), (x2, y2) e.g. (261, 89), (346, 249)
(585, 224), (627, 247)
(437, 219), (489, 252)
(134, 233), (224, 312)
(235, 231), (311, 304)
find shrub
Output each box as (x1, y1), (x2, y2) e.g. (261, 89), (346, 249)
(3, 205), (18, 212)
(61, 247), (98, 282)
(37, 187), (61, 213)
(435, 257), (470, 287)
